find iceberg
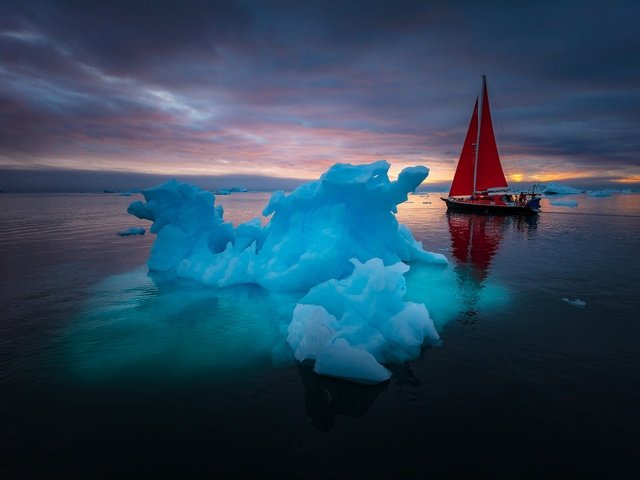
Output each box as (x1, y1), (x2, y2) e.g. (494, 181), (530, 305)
(127, 160), (446, 291)
(539, 182), (584, 195)
(127, 160), (447, 384)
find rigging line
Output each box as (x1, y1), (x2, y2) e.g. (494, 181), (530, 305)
(492, 90), (522, 186)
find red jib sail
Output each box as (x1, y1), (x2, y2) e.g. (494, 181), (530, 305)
(449, 79), (508, 197)
(449, 99), (478, 197)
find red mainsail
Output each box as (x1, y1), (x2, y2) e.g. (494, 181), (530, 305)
(475, 81), (508, 193)
(448, 78), (508, 197)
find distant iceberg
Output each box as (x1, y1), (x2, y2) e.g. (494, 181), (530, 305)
(214, 187), (248, 195)
(539, 182), (584, 195)
(128, 161), (447, 384)
(589, 188), (639, 196)
(587, 190), (612, 197)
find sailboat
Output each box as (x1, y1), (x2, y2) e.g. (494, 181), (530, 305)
(441, 76), (541, 215)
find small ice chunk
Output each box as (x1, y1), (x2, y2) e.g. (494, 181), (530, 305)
(117, 227), (145, 236)
(550, 200), (578, 207)
(562, 297), (586, 307)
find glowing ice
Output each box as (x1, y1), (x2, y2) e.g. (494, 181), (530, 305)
(128, 161), (446, 291)
(128, 161), (448, 384)
(287, 258), (439, 384)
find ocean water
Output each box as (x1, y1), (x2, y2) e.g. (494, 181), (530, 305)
(1, 191), (639, 478)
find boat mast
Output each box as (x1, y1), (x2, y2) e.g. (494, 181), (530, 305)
(473, 75), (486, 194)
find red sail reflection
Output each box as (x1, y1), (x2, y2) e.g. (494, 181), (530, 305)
(448, 213), (506, 322)
(447, 213), (537, 323)
(448, 213), (506, 283)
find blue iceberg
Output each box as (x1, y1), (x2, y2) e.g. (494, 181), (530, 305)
(127, 160), (447, 384)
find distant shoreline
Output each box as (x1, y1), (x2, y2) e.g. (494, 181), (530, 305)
(1, 167), (637, 194)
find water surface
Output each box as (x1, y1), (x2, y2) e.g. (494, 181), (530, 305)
(1, 191), (639, 477)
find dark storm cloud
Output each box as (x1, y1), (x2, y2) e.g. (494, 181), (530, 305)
(0, 0), (252, 75)
(0, 0), (639, 185)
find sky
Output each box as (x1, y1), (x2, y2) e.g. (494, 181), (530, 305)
(1, 0), (639, 191)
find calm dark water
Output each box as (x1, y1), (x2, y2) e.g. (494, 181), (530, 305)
(1, 192), (639, 478)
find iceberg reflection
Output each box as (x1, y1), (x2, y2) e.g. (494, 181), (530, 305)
(298, 363), (388, 431)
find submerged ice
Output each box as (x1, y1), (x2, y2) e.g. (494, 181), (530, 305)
(128, 161), (447, 384)
(117, 227), (145, 236)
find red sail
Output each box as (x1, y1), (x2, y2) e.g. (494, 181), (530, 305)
(448, 99), (478, 197)
(475, 81), (508, 192)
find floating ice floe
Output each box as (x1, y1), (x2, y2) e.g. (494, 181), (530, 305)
(128, 161), (447, 384)
(562, 297), (586, 307)
(116, 227), (145, 236)
(550, 200), (578, 207)
(587, 190), (612, 197)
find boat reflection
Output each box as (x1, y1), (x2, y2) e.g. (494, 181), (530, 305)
(448, 212), (504, 324)
(448, 212), (537, 324)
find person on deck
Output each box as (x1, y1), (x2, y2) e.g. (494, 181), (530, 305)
(519, 192), (526, 205)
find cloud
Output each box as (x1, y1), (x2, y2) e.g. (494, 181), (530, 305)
(0, 0), (639, 185)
